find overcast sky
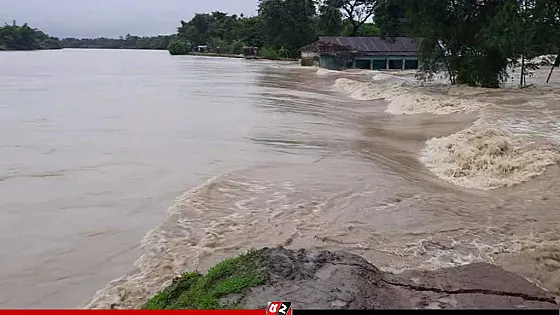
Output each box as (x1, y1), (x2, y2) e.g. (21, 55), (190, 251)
(0, 0), (258, 38)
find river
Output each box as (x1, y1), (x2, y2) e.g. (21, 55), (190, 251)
(0, 49), (559, 308)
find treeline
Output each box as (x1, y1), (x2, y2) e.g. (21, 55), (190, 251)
(167, 0), (382, 58)
(0, 21), (61, 51)
(0, 21), (175, 51)
(59, 34), (175, 50)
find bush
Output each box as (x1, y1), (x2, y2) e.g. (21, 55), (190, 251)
(142, 249), (265, 310)
(168, 40), (190, 55)
(259, 46), (280, 60)
(231, 40), (244, 55)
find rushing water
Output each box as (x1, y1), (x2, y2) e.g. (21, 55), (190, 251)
(0, 50), (559, 308)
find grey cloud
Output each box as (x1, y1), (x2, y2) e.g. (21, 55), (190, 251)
(0, 0), (258, 38)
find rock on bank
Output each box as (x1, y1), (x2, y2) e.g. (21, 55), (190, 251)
(141, 247), (558, 310)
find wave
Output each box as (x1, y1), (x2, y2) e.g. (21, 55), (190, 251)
(83, 174), (233, 309)
(420, 122), (560, 190)
(84, 67), (560, 309)
(316, 68), (340, 76)
(83, 171), (316, 309)
(378, 228), (560, 295)
(332, 70), (560, 190)
(333, 78), (489, 115)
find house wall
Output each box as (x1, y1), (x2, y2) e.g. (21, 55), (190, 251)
(301, 51), (319, 59)
(301, 51), (319, 67)
(319, 54), (419, 70)
(318, 55), (347, 71)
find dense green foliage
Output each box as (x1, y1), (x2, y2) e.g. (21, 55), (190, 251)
(259, 0), (317, 56)
(0, 21), (174, 51)
(0, 22), (61, 51)
(59, 34), (175, 50)
(374, 0), (560, 87)
(168, 0), (545, 87)
(374, 0), (406, 38)
(168, 1), (382, 57)
(168, 39), (191, 55)
(176, 12), (264, 53)
(318, 4), (344, 35)
(328, 0), (377, 36)
(259, 46), (282, 60)
(142, 250), (265, 310)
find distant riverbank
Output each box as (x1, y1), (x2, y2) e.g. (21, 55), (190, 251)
(0, 23), (61, 51)
(182, 52), (297, 62)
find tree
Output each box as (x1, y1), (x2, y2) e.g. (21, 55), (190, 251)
(353, 22), (381, 36)
(167, 39), (191, 55)
(259, 0), (291, 48)
(318, 2), (343, 35)
(177, 13), (213, 46)
(533, 0), (560, 52)
(238, 16), (264, 47)
(0, 22), (61, 51)
(259, 0), (317, 56)
(327, 0), (376, 36)
(404, 0), (529, 88)
(231, 40), (245, 54)
(374, 0), (406, 37)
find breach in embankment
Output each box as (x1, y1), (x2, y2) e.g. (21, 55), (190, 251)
(332, 68), (560, 190)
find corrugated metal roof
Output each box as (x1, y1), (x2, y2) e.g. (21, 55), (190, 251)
(318, 37), (419, 55)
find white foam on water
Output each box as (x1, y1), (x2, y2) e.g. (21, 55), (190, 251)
(333, 78), (489, 115)
(374, 228), (560, 295)
(332, 68), (560, 190)
(83, 175), (233, 309)
(316, 68), (340, 76)
(83, 66), (560, 310)
(82, 172), (322, 309)
(420, 121), (560, 190)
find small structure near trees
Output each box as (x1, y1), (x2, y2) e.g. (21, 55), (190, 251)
(243, 46), (259, 59)
(300, 36), (420, 71)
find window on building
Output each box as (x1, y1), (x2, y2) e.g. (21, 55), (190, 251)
(355, 59), (371, 69)
(388, 59), (403, 70)
(404, 60), (419, 70)
(372, 59), (386, 70)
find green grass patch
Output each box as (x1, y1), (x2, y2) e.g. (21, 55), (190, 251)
(142, 249), (265, 310)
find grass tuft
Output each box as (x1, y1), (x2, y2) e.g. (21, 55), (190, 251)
(142, 249), (265, 310)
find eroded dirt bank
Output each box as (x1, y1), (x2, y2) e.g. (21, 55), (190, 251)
(142, 247), (559, 310)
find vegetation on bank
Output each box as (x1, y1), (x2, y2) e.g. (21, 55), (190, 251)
(379, 0), (560, 88)
(142, 249), (265, 310)
(0, 21), (61, 51)
(59, 34), (175, 50)
(168, 39), (191, 55)
(165, 1), (381, 58)
(168, 0), (559, 88)
(0, 21), (173, 51)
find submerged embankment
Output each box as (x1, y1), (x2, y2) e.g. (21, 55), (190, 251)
(333, 68), (560, 190)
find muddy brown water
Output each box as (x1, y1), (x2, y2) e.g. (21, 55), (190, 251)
(0, 50), (558, 308)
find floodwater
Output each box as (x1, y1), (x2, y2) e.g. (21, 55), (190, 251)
(0, 50), (559, 308)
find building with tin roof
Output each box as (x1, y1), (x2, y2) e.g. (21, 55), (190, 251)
(301, 36), (420, 71)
